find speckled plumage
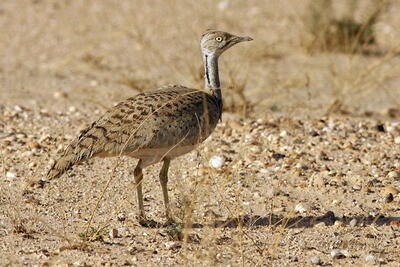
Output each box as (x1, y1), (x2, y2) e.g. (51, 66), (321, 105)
(48, 86), (220, 178)
(47, 30), (252, 225)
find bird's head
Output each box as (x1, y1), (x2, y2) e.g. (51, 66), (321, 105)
(200, 30), (253, 57)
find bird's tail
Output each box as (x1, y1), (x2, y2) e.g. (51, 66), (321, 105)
(47, 126), (102, 179)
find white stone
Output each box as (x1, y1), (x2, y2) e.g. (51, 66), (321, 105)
(165, 241), (181, 250)
(309, 256), (322, 264)
(294, 203), (311, 214)
(330, 249), (345, 259)
(349, 219), (357, 227)
(365, 255), (377, 264)
(209, 155), (225, 168)
(217, 0), (229, 11)
(6, 172), (16, 179)
(394, 136), (400, 144)
(68, 106), (77, 113)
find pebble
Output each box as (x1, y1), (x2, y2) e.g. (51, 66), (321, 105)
(394, 136), (400, 144)
(308, 256), (322, 264)
(209, 155), (225, 169)
(315, 222), (326, 228)
(365, 255), (377, 264)
(164, 241), (181, 250)
(250, 146), (262, 153)
(334, 220), (343, 227)
(117, 213), (126, 222)
(90, 80), (98, 87)
(294, 203), (312, 214)
(352, 185), (361, 191)
(349, 218), (357, 227)
(330, 249), (346, 259)
(109, 228), (118, 238)
(341, 250), (350, 257)
(384, 193), (394, 203)
(382, 186), (399, 196)
(22, 151), (34, 157)
(28, 141), (41, 149)
(387, 171), (400, 179)
(6, 172), (17, 179)
(53, 91), (68, 99)
(68, 106), (77, 113)
(14, 105), (23, 112)
(28, 162), (37, 168)
(313, 176), (326, 187)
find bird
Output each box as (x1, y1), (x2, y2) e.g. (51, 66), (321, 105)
(47, 30), (252, 226)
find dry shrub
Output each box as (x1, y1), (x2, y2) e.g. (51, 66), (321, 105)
(305, 0), (386, 54)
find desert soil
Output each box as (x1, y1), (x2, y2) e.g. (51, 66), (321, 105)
(1, 0), (400, 266)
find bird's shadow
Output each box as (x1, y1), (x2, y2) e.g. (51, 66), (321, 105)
(205, 212), (400, 229)
(147, 211), (400, 229)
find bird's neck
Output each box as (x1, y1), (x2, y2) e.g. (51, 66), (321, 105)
(203, 53), (221, 101)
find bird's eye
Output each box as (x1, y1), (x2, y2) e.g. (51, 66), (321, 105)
(215, 37), (223, 42)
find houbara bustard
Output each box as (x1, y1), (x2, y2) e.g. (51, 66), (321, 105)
(47, 30), (252, 225)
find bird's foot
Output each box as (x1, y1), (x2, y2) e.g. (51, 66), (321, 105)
(138, 216), (160, 228)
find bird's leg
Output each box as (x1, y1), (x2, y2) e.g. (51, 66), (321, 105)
(134, 159), (159, 227)
(134, 159), (146, 221)
(159, 158), (174, 224)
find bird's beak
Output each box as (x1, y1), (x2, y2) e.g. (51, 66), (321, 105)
(239, 36), (253, 42)
(227, 35), (253, 48)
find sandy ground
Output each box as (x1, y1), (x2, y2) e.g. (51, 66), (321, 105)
(1, 0), (400, 266)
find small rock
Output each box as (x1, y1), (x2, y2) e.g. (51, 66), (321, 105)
(22, 151), (34, 157)
(309, 256), (322, 264)
(272, 153), (285, 160)
(374, 124), (385, 132)
(90, 80), (98, 87)
(313, 176), (326, 187)
(6, 172), (17, 179)
(53, 91), (68, 99)
(117, 213), (126, 222)
(349, 218), (357, 227)
(28, 162), (37, 168)
(68, 106), (77, 113)
(250, 146), (262, 153)
(352, 185), (361, 191)
(390, 220), (400, 227)
(330, 249), (345, 259)
(384, 193), (394, 203)
(294, 203), (311, 214)
(279, 130), (288, 137)
(334, 220), (343, 227)
(341, 250), (350, 257)
(382, 186), (399, 196)
(365, 255), (377, 264)
(109, 228), (118, 238)
(394, 136), (400, 144)
(209, 155), (225, 169)
(387, 171), (400, 179)
(28, 141), (41, 149)
(164, 241), (181, 250)
(14, 105), (23, 112)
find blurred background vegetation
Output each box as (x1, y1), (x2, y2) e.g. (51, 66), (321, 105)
(0, 0), (399, 119)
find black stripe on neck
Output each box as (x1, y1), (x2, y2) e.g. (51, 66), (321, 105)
(205, 55), (210, 86)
